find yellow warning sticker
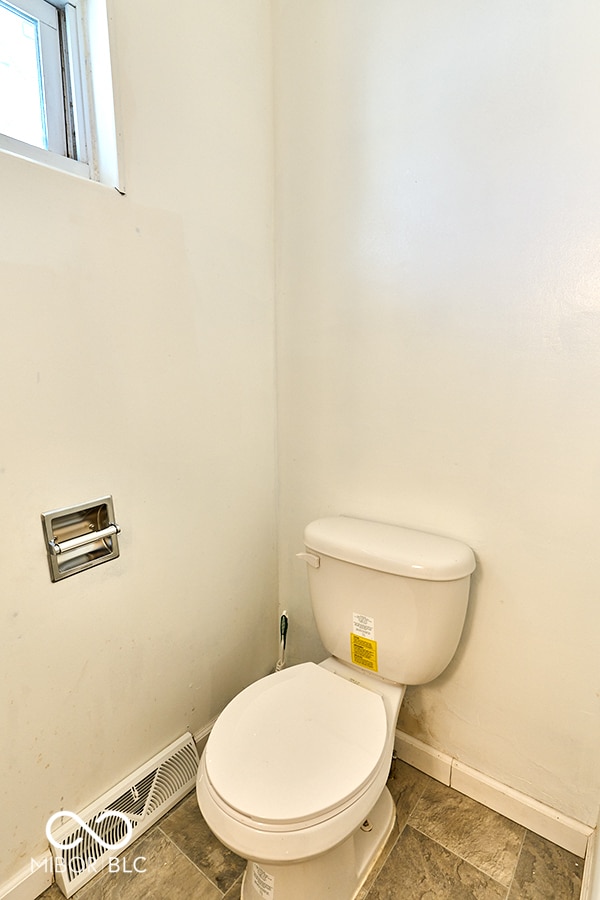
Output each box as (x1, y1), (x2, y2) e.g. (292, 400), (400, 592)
(350, 633), (378, 672)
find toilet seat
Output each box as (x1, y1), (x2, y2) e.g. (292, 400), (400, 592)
(204, 662), (388, 828)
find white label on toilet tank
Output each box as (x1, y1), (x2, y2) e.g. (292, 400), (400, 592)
(353, 613), (375, 639)
(252, 863), (274, 899)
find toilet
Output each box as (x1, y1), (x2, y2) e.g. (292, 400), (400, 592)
(196, 516), (475, 900)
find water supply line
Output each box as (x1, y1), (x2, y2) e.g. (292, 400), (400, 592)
(275, 611), (289, 671)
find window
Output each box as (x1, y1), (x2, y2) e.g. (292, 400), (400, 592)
(0, 0), (122, 186)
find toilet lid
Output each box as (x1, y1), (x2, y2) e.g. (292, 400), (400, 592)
(204, 662), (388, 825)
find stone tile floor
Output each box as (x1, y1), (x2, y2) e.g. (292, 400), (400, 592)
(40, 760), (583, 899)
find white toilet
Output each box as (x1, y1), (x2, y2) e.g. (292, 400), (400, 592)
(196, 516), (475, 900)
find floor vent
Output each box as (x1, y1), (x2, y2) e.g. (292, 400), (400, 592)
(49, 732), (199, 897)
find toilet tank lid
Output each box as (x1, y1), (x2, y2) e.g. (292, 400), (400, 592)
(304, 516), (476, 581)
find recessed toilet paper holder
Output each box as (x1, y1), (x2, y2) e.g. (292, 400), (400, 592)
(41, 495), (121, 582)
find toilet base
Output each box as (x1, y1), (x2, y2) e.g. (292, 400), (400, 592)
(240, 787), (396, 900)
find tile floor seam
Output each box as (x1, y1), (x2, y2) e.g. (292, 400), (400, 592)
(410, 781), (430, 814)
(222, 875), (244, 900)
(504, 826), (528, 899)
(156, 823), (226, 896)
(406, 820), (513, 892)
(396, 769), (431, 831)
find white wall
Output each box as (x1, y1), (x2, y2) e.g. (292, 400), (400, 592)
(0, 0), (277, 885)
(275, 0), (600, 825)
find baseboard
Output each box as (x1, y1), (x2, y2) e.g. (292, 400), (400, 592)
(193, 715), (219, 757)
(580, 826), (598, 899)
(0, 853), (53, 900)
(451, 759), (592, 857)
(394, 730), (453, 785)
(395, 729), (593, 858)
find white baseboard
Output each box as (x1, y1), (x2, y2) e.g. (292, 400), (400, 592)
(395, 729), (593, 859)
(581, 827), (598, 900)
(451, 759), (592, 858)
(0, 853), (53, 900)
(193, 715), (219, 757)
(394, 730), (453, 785)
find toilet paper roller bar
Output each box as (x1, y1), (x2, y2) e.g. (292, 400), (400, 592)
(48, 523), (121, 555)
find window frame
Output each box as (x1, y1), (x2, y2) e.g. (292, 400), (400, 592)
(0, 0), (119, 185)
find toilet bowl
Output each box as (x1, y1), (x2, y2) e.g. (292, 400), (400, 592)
(197, 516), (475, 899)
(197, 658), (405, 899)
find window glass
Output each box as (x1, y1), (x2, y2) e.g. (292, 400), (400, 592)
(0, 1), (46, 149)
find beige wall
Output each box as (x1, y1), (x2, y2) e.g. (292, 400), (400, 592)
(275, 0), (600, 825)
(0, 0), (277, 884)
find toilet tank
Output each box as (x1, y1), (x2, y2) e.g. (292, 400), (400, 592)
(301, 516), (476, 685)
